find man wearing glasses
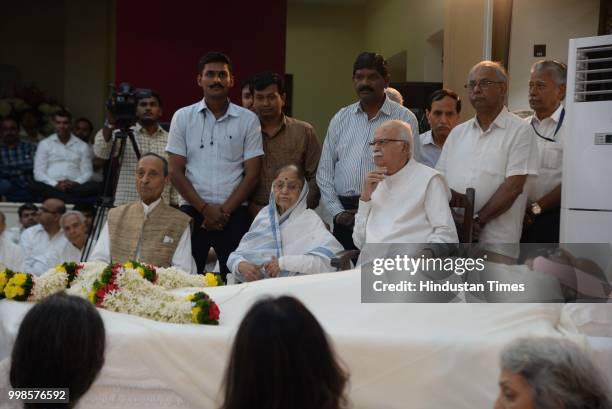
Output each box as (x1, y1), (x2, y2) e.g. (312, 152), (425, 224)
(436, 61), (538, 262)
(352, 120), (457, 249)
(317, 52), (420, 251)
(19, 198), (68, 274)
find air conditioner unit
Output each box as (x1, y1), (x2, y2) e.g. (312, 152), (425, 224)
(561, 34), (612, 246)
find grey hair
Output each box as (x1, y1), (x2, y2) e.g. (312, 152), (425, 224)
(470, 60), (508, 84)
(501, 337), (612, 409)
(378, 119), (413, 147)
(60, 210), (85, 227)
(385, 87), (404, 105)
(531, 59), (567, 86)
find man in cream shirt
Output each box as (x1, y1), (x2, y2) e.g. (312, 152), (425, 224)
(90, 153), (195, 273)
(436, 61), (539, 261)
(0, 211), (23, 271)
(353, 120), (457, 248)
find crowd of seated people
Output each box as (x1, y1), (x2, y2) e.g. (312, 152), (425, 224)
(0, 50), (573, 281)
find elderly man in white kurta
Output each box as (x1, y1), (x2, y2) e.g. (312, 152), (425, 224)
(436, 61), (538, 261)
(0, 211), (24, 271)
(353, 120), (457, 248)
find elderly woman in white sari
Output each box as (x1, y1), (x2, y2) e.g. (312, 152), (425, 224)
(227, 165), (343, 283)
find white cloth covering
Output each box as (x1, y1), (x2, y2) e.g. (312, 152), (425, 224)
(353, 158), (457, 248)
(89, 199), (195, 274)
(1, 269), (606, 409)
(525, 104), (564, 201)
(33, 133), (93, 185)
(0, 236), (24, 271)
(227, 184), (343, 282)
(19, 224), (68, 275)
(436, 107), (539, 258)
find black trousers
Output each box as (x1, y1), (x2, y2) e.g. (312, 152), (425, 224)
(332, 195), (360, 251)
(181, 205), (251, 281)
(30, 180), (102, 203)
(521, 208), (561, 243)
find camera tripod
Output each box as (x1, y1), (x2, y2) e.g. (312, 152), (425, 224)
(81, 128), (141, 261)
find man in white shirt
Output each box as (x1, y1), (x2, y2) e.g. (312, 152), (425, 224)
(419, 89), (461, 168)
(29, 210), (89, 275)
(521, 60), (567, 244)
(90, 153), (195, 273)
(353, 120), (457, 248)
(436, 61), (538, 262)
(0, 211), (24, 271)
(4, 203), (38, 245)
(31, 110), (101, 203)
(20, 198), (68, 274)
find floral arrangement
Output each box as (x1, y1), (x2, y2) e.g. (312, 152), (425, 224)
(123, 260), (157, 283)
(0, 262), (222, 325)
(0, 269), (15, 299)
(2, 272), (34, 301)
(186, 292), (220, 325)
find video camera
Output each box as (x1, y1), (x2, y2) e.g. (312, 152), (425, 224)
(106, 82), (153, 131)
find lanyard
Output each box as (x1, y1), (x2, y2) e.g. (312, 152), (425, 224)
(531, 107), (564, 142)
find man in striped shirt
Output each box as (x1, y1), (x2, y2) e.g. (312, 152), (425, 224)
(317, 52), (420, 250)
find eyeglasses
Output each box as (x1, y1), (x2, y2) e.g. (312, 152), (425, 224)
(464, 80), (504, 90)
(368, 139), (406, 147)
(273, 181), (301, 192)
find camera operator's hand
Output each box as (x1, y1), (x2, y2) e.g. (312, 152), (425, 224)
(201, 205), (229, 231)
(102, 112), (117, 142)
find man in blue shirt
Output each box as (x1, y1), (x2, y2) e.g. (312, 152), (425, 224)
(0, 117), (36, 202)
(166, 52), (263, 280)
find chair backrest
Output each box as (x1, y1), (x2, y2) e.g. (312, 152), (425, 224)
(449, 188), (475, 243)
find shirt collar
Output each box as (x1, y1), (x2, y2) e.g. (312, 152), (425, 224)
(141, 197), (162, 217)
(133, 122), (164, 136)
(420, 130), (434, 146)
(199, 98), (240, 119)
(51, 133), (78, 146)
(472, 106), (509, 131)
(262, 114), (287, 138)
(532, 104), (564, 125)
(353, 95), (393, 116)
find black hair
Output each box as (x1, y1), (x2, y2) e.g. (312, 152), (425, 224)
(240, 77), (254, 92)
(426, 89), (462, 113)
(1, 116), (19, 127)
(220, 296), (348, 409)
(136, 90), (162, 107)
(250, 71), (285, 94)
(74, 117), (93, 130)
(54, 109), (72, 121)
(197, 51), (233, 75)
(18, 203), (38, 218)
(140, 152), (169, 176)
(10, 293), (105, 409)
(352, 52), (388, 78)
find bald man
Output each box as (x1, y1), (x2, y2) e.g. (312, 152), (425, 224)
(19, 198), (68, 274)
(90, 153), (194, 273)
(352, 120), (457, 248)
(436, 61), (538, 262)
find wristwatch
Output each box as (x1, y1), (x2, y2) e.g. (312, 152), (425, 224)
(531, 202), (542, 216)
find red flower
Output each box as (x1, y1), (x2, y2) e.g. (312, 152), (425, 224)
(107, 282), (117, 292)
(96, 288), (106, 299)
(208, 303), (220, 321)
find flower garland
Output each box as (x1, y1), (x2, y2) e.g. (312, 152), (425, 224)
(155, 267), (223, 289)
(2, 272), (34, 301)
(0, 269), (16, 299)
(186, 292), (220, 325)
(55, 262), (84, 288)
(123, 260), (157, 283)
(88, 264), (121, 307)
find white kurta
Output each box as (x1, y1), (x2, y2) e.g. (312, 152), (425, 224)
(0, 236), (24, 271)
(89, 199), (195, 274)
(19, 225), (68, 274)
(28, 241), (83, 276)
(353, 158), (458, 248)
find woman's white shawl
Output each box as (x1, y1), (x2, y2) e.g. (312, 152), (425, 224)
(227, 184), (343, 282)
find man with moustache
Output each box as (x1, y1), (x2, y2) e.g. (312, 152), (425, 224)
(248, 71), (321, 217)
(166, 51), (263, 279)
(353, 120), (457, 248)
(0, 117), (36, 202)
(419, 89), (461, 168)
(436, 61), (538, 262)
(521, 60), (567, 243)
(317, 52), (420, 250)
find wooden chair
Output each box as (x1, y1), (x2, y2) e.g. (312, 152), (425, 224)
(450, 187), (475, 243)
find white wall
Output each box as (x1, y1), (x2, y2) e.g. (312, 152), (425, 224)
(507, 0), (600, 111)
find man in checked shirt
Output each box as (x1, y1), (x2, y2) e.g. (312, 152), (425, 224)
(93, 90), (179, 206)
